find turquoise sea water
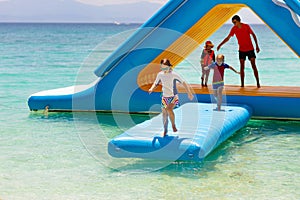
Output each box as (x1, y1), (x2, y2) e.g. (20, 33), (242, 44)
(0, 23), (299, 199)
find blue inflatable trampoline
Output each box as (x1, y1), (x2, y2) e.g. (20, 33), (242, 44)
(108, 103), (252, 161)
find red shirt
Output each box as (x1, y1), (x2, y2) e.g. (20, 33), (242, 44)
(229, 23), (254, 52)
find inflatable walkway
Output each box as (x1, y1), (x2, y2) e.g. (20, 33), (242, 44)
(108, 103), (252, 161)
(28, 0), (300, 120)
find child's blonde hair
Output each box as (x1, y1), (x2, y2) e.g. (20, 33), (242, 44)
(216, 54), (225, 61)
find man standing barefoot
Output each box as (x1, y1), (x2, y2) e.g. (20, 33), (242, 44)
(217, 15), (261, 88)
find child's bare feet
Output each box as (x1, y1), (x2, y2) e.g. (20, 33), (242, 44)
(172, 125), (177, 132)
(163, 130), (168, 137)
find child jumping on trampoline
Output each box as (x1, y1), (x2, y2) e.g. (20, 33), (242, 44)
(149, 58), (194, 137)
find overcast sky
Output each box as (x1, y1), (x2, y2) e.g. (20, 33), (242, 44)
(78, 0), (263, 24)
(76, 0), (168, 6)
(0, 0), (263, 24)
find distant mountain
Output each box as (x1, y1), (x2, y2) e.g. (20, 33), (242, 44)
(0, 0), (163, 23)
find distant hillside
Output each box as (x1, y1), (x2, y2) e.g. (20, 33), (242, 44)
(0, 0), (163, 23)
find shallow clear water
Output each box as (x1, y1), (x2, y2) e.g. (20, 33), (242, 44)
(0, 23), (299, 199)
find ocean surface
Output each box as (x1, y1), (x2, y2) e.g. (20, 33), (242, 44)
(0, 23), (299, 199)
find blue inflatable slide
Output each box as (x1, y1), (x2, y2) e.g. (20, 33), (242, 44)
(28, 0), (300, 161)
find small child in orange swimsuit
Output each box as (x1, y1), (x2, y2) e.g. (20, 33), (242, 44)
(200, 41), (215, 87)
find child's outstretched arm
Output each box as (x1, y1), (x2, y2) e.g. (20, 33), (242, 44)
(204, 62), (214, 71)
(149, 74), (160, 94)
(148, 83), (157, 94)
(229, 66), (240, 74)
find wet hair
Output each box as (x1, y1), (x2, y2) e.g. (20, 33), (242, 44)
(160, 58), (173, 67)
(232, 15), (241, 22)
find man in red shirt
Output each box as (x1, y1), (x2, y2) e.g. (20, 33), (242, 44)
(217, 15), (260, 88)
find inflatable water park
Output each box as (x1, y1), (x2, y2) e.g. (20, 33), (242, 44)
(28, 0), (300, 161)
